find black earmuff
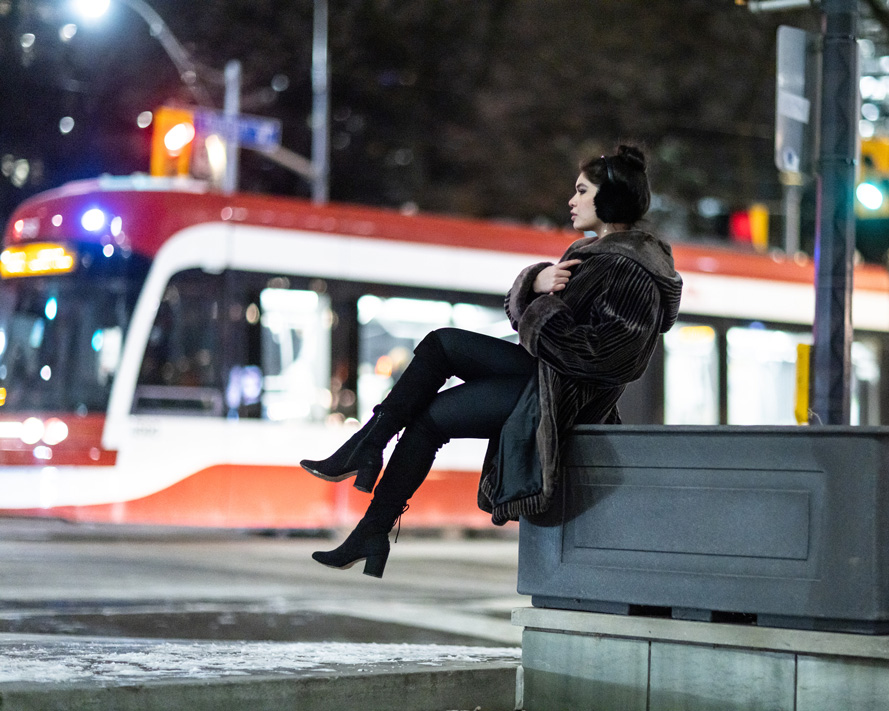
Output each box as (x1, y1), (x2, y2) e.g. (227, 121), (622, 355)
(594, 156), (622, 223)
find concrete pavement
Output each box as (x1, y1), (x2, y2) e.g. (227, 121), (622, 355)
(0, 519), (523, 710)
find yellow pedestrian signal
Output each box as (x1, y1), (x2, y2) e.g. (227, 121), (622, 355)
(151, 106), (196, 177)
(749, 203), (769, 252)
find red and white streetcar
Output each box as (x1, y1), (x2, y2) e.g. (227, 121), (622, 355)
(0, 175), (886, 529)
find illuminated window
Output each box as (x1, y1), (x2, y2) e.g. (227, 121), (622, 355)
(664, 322), (719, 425)
(356, 295), (514, 421)
(851, 339), (881, 426)
(727, 325), (808, 425)
(256, 287), (331, 423)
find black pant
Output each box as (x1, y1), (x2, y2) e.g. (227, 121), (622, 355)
(371, 327), (536, 508)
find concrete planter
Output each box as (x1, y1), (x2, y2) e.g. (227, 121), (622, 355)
(518, 426), (889, 633)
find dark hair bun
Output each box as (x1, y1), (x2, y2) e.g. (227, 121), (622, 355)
(581, 143), (651, 224)
(617, 144), (646, 172)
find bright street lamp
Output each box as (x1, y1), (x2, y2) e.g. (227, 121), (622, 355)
(72, 0), (110, 19)
(72, 0), (212, 106)
(71, 0), (326, 201)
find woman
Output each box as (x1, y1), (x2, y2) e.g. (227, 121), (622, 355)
(301, 144), (683, 578)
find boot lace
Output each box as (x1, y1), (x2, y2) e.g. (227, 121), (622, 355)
(393, 504), (410, 543)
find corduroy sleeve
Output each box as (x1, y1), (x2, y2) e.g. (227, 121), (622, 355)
(517, 255), (662, 385)
(504, 261), (552, 331)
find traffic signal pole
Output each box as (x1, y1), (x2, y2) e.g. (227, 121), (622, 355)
(311, 0), (330, 204)
(811, 0), (858, 425)
(223, 60), (241, 195)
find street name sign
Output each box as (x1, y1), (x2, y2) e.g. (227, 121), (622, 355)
(193, 109), (283, 150)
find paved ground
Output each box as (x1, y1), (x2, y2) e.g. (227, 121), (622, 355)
(0, 516), (525, 645)
(0, 517), (525, 709)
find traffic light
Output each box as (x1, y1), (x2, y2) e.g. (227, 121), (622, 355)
(729, 203), (769, 252)
(150, 106), (196, 177)
(856, 138), (889, 219)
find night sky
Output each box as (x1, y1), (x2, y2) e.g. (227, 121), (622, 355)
(1, 0), (883, 253)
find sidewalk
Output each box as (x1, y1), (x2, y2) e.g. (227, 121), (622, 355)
(0, 633), (520, 711)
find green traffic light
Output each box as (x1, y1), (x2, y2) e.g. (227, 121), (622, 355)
(857, 182), (884, 211)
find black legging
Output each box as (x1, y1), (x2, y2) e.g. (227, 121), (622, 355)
(371, 327), (536, 506)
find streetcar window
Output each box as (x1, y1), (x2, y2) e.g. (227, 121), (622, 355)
(0, 248), (146, 414)
(134, 270), (224, 416)
(727, 326), (808, 425)
(663, 323), (719, 425)
(851, 339), (881, 426)
(356, 295), (515, 421)
(725, 327), (881, 425)
(218, 273), (332, 423)
(256, 287), (331, 422)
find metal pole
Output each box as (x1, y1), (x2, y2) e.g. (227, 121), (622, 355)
(810, 0), (858, 425)
(223, 60), (241, 195)
(311, 0), (330, 204)
(782, 172), (803, 254)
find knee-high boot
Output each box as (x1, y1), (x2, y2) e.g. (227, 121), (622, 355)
(300, 331), (451, 492)
(311, 419), (443, 577)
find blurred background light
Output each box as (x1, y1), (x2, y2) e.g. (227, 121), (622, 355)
(81, 208), (106, 232)
(72, 0), (110, 19)
(857, 181), (884, 210)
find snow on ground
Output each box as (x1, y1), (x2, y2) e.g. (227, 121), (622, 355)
(0, 639), (520, 683)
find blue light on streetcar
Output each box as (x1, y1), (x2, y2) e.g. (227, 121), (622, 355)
(81, 207), (106, 232)
(857, 182), (884, 211)
(44, 297), (58, 321)
(91, 329), (103, 352)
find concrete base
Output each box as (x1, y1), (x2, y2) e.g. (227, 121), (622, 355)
(514, 607), (889, 711)
(519, 426), (889, 632)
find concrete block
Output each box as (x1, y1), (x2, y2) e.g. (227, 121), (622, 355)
(649, 642), (795, 711)
(520, 426), (889, 631)
(797, 655), (889, 711)
(520, 629), (648, 711)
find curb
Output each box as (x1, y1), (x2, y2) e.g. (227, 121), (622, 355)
(0, 661), (519, 711)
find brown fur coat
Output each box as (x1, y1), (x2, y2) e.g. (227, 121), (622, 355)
(478, 230), (683, 524)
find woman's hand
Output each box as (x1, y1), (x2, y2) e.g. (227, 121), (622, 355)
(533, 259), (582, 294)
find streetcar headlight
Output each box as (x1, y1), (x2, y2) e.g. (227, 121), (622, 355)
(43, 418), (69, 446)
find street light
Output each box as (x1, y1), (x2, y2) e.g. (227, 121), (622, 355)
(72, 0), (213, 106)
(72, 0), (327, 200)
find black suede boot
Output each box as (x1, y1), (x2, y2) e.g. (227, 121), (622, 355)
(301, 331), (451, 492)
(311, 419), (444, 578)
(311, 500), (408, 578)
(300, 408), (400, 492)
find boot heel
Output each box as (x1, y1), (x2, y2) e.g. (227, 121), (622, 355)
(363, 550), (389, 578)
(353, 466), (380, 493)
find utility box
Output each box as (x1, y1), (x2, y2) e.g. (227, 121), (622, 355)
(518, 426), (889, 633)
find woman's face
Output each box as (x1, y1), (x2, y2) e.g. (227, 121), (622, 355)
(569, 172), (603, 233)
